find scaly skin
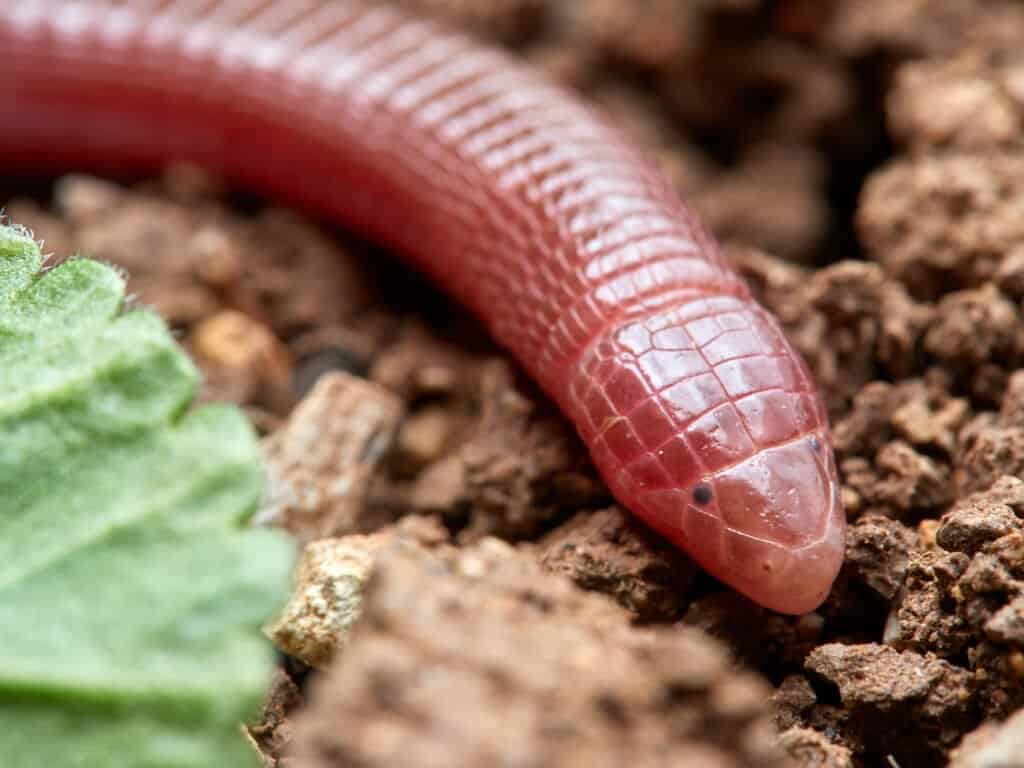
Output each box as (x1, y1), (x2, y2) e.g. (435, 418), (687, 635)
(0, 0), (845, 613)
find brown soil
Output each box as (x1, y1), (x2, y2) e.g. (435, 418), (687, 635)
(8, 1), (1024, 766)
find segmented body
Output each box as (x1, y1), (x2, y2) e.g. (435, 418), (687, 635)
(1, 0), (845, 613)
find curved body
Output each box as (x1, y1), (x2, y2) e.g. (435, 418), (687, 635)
(1, 0), (844, 613)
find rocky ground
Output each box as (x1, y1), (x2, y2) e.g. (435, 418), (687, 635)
(8, 0), (1024, 766)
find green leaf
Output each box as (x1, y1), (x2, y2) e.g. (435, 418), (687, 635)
(0, 223), (293, 767)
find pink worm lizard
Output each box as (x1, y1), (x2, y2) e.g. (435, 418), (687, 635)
(0, 0), (845, 614)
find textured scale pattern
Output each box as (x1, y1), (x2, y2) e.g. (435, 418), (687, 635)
(1, 0), (845, 613)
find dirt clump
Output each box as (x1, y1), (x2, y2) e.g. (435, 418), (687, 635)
(290, 538), (790, 768)
(805, 643), (973, 764)
(948, 706), (1024, 768)
(538, 505), (697, 621)
(262, 373), (405, 540)
(404, 360), (606, 543)
(776, 727), (854, 768)
(265, 517), (451, 670)
(246, 669), (305, 767)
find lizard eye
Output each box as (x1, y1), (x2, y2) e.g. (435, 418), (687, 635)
(692, 482), (713, 506)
